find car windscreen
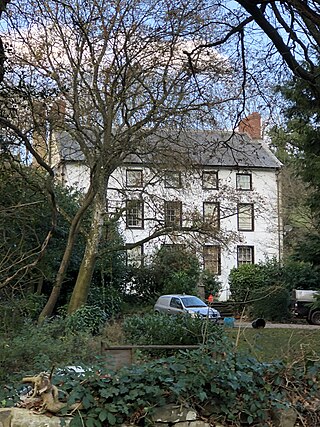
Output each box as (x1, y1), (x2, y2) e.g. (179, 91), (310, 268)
(181, 296), (207, 308)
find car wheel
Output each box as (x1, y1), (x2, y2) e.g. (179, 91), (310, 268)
(310, 310), (320, 325)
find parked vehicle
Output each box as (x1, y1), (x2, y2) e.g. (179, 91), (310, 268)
(292, 289), (320, 325)
(154, 294), (221, 322)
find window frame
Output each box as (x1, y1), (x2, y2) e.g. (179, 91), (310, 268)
(203, 245), (221, 275)
(202, 171), (219, 190)
(203, 201), (220, 230)
(236, 173), (252, 191)
(126, 169), (143, 187)
(164, 171), (182, 188)
(126, 244), (144, 267)
(164, 200), (182, 227)
(237, 246), (254, 266)
(126, 199), (144, 229)
(170, 297), (183, 309)
(237, 203), (254, 231)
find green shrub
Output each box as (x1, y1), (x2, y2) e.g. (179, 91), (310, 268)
(250, 285), (291, 321)
(281, 260), (320, 291)
(123, 265), (158, 303)
(229, 259), (320, 320)
(9, 344), (317, 427)
(229, 264), (264, 303)
(123, 313), (224, 346)
(65, 305), (107, 334)
(152, 246), (200, 295)
(87, 286), (122, 318)
(162, 270), (198, 295)
(201, 270), (222, 298)
(0, 293), (48, 335)
(0, 317), (99, 384)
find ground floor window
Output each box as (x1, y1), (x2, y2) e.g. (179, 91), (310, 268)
(203, 245), (221, 275)
(237, 245), (254, 266)
(126, 244), (144, 267)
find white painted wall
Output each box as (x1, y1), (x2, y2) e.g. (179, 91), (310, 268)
(56, 162), (282, 300)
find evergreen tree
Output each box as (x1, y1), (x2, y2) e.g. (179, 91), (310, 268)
(272, 71), (320, 266)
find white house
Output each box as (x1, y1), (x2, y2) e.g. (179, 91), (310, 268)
(52, 113), (282, 300)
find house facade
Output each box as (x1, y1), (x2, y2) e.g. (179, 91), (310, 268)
(52, 113), (282, 300)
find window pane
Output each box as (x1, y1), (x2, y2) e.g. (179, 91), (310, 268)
(238, 204), (253, 230)
(203, 245), (221, 275)
(203, 202), (220, 229)
(126, 200), (143, 228)
(164, 201), (182, 226)
(126, 169), (143, 187)
(202, 171), (218, 189)
(238, 246), (254, 265)
(165, 171), (181, 188)
(236, 174), (251, 190)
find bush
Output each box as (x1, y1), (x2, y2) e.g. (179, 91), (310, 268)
(0, 317), (99, 385)
(123, 313), (224, 346)
(152, 246), (200, 295)
(281, 260), (320, 291)
(123, 265), (158, 303)
(0, 293), (47, 335)
(229, 264), (264, 303)
(229, 259), (319, 321)
(8, 343), (318, 427)
(250, 285), (291, 321)
(162, 270), (198, 295)
(201, 270), (222, 298)
(87, 286), (122, 319)
(122, 246), (201, 306)
(65, 305), (108, 335)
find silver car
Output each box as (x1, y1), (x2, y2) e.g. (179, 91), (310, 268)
(154, 294), (221, 321)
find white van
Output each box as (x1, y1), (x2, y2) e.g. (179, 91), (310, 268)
(154, 294), (221, 322)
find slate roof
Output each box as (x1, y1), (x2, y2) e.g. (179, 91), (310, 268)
(55, 129), (281, 170)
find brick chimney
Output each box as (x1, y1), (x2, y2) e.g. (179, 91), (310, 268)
(49, 99), (66, 126)
(238, 112), (262, 139)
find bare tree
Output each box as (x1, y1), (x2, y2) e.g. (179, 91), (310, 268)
(2, 0), (253, 319)
(3, 0), (306, 318)
(236, 1), (320, 87)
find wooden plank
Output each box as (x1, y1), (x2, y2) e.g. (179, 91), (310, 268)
(104, 347), (133, 370)
(101, 343), (200, 370)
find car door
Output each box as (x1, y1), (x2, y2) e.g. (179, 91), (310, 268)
(169, 297), (184, 315)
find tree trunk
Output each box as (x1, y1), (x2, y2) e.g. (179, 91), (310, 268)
(67, 189), (105, 314)
(38, 184), (96, 323)
(0, 1), (11, 83)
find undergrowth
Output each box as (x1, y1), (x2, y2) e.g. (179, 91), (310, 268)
(1, 315), (320, 426)
(4, 342), (318, 426)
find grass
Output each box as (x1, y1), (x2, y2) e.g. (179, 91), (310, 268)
(102, 319), (320, 364)
(227, 327), (320, 363)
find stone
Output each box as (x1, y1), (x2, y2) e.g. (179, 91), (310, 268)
(174, 421), (210, 427)
(271, 407), (297, 427)
(152, 405), (197, 423)
(0, 408), (12, 427)
(0, 408), (72, 427)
